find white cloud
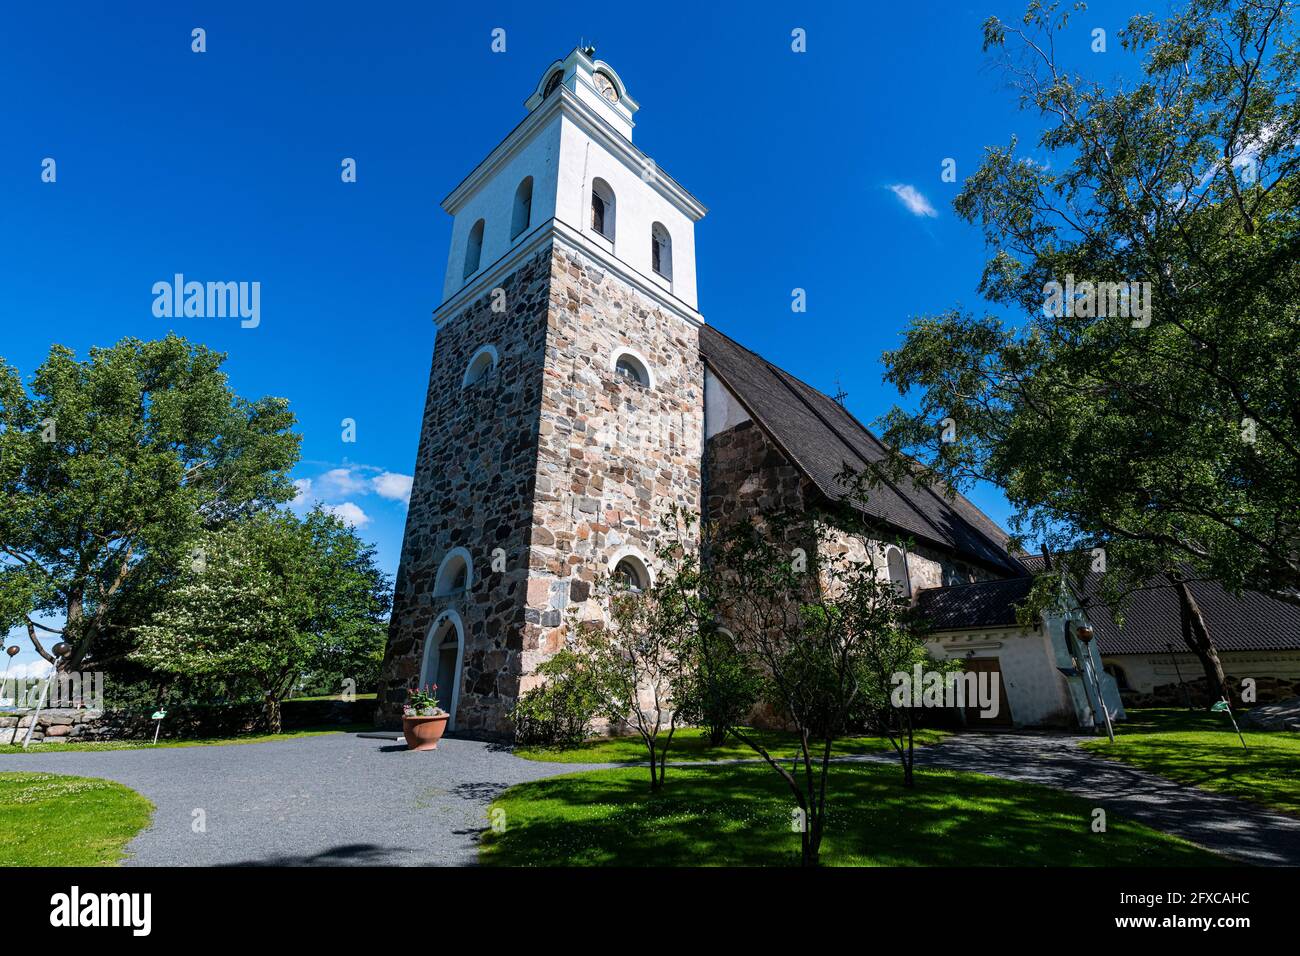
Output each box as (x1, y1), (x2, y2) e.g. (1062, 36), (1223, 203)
(290, 464), (410, 520)
(318, 467), (369, 497)
(291, 478), (313, 508)
(373, 472), (413, 504)
(887, 183), (938, 218)
(322, 501), (371, 528)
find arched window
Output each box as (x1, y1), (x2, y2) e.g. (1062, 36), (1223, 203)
(651, 222), (673, 280)
(590, 178), (616, 241)
(1104, 663), (1131, 691)
(885, 546), (911, 597)
(463, 219), (485, 280)
(433, 548), (473, 597)
(612, 556), (650, 592)
(611, 349), (652, 388)
(462, 344), (499, 389)
(543, 70), (564, 99)
(511, 176), (533, 240)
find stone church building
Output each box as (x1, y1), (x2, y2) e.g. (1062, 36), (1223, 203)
(376, 47), (1132, 737)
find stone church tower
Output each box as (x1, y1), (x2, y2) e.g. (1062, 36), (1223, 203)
(377, 48), (708, 735)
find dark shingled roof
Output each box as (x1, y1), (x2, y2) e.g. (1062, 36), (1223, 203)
(1085, 577), (1300, 655)
(986, 555), (1300, 654)
(699, 324), (1024, 575)
(914, 577), (1037, 631)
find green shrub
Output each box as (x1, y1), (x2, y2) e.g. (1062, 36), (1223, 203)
(511, 649), (605, 748)
(676, 629), (762, 745)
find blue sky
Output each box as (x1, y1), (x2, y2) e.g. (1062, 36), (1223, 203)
(0, 0), (1145, 669)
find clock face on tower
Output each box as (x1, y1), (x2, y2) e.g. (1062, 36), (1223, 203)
(593, 71), (619, 104)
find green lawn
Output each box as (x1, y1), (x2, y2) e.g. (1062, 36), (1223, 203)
(513, 726), (949, 763)
(1083, 708), (1300, 816)
(480, 763), (1226, 867)
(0, 723), (373, 755)
(0, 772), (153, 866)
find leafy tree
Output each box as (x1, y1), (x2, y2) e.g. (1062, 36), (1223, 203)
(511, 649), (606, 748)
(876, 0), (1300, 705)
(833, 560), (936, 786)
(675, 622), (762, 747)
(572, 511), (709, 790)
(297, 612), (388, 696)
(131, 507), (390, 732)
(0, 336), (300, 670)
(707, 511), (929, 865)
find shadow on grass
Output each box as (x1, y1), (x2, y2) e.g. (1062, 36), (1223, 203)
(1119, 708), (1242, 734)
(480, 763), (1226, 867)
(510, 727), (949, 765)
(1084, 731), (1300, 816)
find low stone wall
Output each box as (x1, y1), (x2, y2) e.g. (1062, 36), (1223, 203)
(0, 708), (105, 745)
(1120, 674), (1300, 709)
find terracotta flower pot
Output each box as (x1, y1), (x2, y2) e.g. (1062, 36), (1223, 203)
(402, 713), (449, 751)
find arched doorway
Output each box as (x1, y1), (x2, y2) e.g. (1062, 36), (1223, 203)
(421, 610), (464, 730)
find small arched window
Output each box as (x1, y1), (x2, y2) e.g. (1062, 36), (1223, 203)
(434, 548), (474, 597)
(463, 219), (485, 280)
(612, 350), (651, 388)
(885, 547), (911, 597)
(651, 222), (672, 280)
(511, 177), (533, 240)
(462, 345), (499, 388)
(543, 70), (564, 99)
(613, 557), (649, 592)
(590, 178), (616, 240)
(1104, 663), (1131, 691)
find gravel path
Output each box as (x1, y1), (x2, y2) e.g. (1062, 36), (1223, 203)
(5, 730), (1296, 867)
(2, 733), (609, 866)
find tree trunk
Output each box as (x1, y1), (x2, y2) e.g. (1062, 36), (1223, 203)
(263, 694), (282, 734)
(903, 713), (915, 789)
(800, 815), (817, 867)
(805, 815), (822, 868)
(1167, 573), (1229, 707)
(647, 740), (661, 791)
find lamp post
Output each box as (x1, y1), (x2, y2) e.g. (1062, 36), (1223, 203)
(2, 645), (19, 708)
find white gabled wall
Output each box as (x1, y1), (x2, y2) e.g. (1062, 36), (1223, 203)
(441, 120), (562, 301)
(927, 628), (1078, 727)
(703, 368), (751, 439)
(440, 52), (704, 314)
(927, 613), (1127, 729)
(554, 114), (699, 309)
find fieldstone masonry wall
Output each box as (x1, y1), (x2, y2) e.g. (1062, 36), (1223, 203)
(820, 530), (998, 593)
(704, 417), (996, 594)
(378, 246), (553, 734)
(380, 241), (704, 737)
(523, 245), (704, 693)
(704, 418), (810, 521)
